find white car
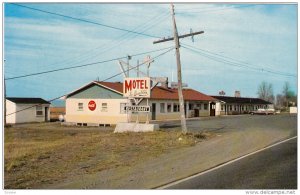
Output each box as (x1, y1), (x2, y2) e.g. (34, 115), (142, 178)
(250, 108), (276, 115)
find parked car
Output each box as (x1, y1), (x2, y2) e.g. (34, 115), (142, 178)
(250, 108), (276, 115)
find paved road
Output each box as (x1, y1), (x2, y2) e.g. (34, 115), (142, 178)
(158, 114), (297, 136)
(165, 137), (297, 189)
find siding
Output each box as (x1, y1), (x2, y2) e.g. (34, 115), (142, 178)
(68, 85), (124, 99)
(6, 101), (50, 124)
(6, 100), (16, 123)
(65, 98), (128, 124)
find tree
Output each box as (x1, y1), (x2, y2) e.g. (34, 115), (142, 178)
(275, 94), (285, 109)
(282, 82), (296, 107)
(257, 81), (274, 103)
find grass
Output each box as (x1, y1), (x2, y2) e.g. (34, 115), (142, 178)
(4, 122), (212, 189)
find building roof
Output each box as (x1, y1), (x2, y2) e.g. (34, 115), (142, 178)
(6, 97), (50, 104)
(66, 81), (216, 102)
(96, 81), (216, 101)
(211, 96), (272, 104)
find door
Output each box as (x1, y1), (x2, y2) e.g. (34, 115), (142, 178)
(194, 109), (199, 117)
(152, 103), (156, 120)
(210, 103), (216, 116)
(45, 107), (49, 122)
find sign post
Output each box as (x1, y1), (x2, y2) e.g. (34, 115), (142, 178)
(114, 60), (159, 132)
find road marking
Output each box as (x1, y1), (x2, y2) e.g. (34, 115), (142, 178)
(157, 136), (297, 189)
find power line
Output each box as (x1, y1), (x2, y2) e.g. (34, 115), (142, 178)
(39, 11), (170, 72)
(5, 47), (175, 116)
(11, 3), (160, 39)
(177, 4), (254, 14)
(181, 44), (296, 78)
(182, 43), (296, 77)
(5, 46), (174, 81)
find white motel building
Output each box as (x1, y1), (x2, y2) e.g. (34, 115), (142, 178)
(64, 80), (218, 126)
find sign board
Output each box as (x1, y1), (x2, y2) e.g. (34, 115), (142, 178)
(123, 77), (151, 98)
(88, 100), (96, 111)
(124, 106), (150, 113)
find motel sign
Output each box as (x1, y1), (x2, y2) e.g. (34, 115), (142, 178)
(123, 77), (151, 98)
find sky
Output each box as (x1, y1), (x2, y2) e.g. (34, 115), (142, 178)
(3, 3), (298, 101)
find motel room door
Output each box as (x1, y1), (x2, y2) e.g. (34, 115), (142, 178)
(45, 107), (49, 122)
(152, 103), (156, 120)
(210, 103), (216, 116)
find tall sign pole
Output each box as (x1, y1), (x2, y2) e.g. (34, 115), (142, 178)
(153, 4), (204, 134)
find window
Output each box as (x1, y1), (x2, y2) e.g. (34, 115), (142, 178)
(101, 103), (108, 112)
(221, 105), (224, 111)
(167, 103), (172, 112)
(204, 104), (208, 110)
(198, 104), (202, 110)
(36, 106), (43, 116)
(173, 104), (179, 112)
(160, 103), (165, 113)
(229, 105), (232, 111)
(78, 103), (83, 111)
(189, 104), (193, 110)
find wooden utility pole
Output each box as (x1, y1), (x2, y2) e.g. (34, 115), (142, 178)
(4, 59), (6, 127)
(153, 4), (204, 134)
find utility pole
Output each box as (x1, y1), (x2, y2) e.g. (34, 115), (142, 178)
(153, 4), (204, 134)
(4, 59), (6, 127)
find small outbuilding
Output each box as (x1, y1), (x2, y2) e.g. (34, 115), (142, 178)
(6, 97), (51, 124)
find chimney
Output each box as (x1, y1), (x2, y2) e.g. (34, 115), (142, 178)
(234, 91), (241, 97)
(161, 77), (168, 88)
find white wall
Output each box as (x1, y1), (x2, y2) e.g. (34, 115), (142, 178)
(290, 107), (297, 114)
(6, 100), (50, 124)
(6, 100), (16, 123)
(65, 98), (128, 124)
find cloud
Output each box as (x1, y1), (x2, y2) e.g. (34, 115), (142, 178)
(4, 3), (297, 99)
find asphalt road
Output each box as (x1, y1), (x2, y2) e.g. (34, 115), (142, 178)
(165, 137), (297, 189)
(158, 114), (297, 136)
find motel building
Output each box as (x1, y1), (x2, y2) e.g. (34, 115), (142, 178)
(63, 79), (218, 126)
(212, 95), (273, 115)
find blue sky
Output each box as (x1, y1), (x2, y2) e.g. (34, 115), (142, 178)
(4, 3), (297, 100)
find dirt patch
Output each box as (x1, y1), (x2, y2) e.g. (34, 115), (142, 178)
(4, 122), (211, 189)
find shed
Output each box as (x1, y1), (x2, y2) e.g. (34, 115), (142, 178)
(6, 97), (51, 124)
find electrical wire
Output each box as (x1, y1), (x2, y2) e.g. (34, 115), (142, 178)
(176, 4), (254, 14)
(9, 6), (170, 73)
(181, 44), (296, 78)
(182, 43), (296, 77)
(5, 46), (175, 116)
(5, 46), (174, 81)
(11, 3), (160, 39)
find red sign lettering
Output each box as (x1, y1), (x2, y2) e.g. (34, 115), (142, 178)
(124, 79), (149, 93)
(123, 77), (151, 98)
